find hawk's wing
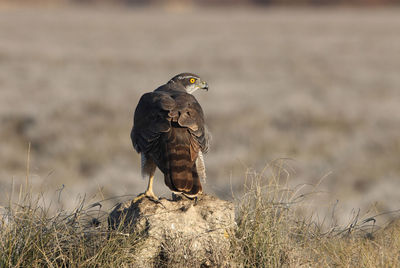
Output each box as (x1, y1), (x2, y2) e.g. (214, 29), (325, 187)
(171, 93), (210, 159)
(131, 91), (175, 154)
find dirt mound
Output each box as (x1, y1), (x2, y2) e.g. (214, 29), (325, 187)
(108, 194), (235, 267)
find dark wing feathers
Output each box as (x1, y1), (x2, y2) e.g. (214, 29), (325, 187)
(171, 94), (208, 160)
(131, 92), (174, 152)
(132, 90), (208, 156)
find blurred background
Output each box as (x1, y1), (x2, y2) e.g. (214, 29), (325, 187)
(0, 0), (399, 224)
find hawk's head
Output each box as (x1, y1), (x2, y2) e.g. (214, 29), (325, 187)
(169, 73), (209, 94)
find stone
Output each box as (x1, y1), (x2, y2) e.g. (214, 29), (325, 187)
(108, 194), (235, 267)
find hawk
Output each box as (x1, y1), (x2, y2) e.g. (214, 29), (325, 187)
(131, 73), (210, 201)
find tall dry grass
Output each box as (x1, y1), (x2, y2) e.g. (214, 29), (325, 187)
(1, 160), (399, 267)
(231, 161), (400, 267)
(0, 183), (145, 267)
(0, 147), (144, 267)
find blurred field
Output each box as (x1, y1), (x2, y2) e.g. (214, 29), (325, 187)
(0, 6), (400, 224)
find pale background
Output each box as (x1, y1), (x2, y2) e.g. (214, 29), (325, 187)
(0, 0), (399, 225)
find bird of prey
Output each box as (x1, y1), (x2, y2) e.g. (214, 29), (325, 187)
(131, 73), (210, 201)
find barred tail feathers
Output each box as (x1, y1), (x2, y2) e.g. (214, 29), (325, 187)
(163, 127), (202, 196)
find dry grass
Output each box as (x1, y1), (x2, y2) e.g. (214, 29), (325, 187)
(1, 162), (399, 267)
(0, 186), (144, 267)
(231, 163), (400, 267)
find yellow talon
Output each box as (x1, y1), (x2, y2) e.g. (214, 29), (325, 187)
(133, 168), (159, 203)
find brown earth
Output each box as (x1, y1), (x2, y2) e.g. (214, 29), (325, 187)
(108, 194), (234, 267)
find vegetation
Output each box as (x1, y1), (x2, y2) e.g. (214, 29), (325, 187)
(0, 187), (143, 267)
(1, 164), (399, 267)
(232, 165), (400, 267)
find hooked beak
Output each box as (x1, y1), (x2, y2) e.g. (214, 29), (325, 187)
(201, 81), (209, 91)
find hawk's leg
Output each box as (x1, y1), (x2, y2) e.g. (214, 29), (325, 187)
(133, 153), (158, 203)
(133, 173), (158, 202)
(144, 173), (158, 200)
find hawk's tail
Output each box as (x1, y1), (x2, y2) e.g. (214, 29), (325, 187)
(164, 127), (202, 197)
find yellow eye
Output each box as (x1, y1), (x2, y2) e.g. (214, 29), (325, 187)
(189, 78), (196, 84)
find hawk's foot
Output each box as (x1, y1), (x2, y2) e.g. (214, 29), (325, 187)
(172, 192), (199, 205)
(133, 191), (159, 203)
(171, 192), (182, 201)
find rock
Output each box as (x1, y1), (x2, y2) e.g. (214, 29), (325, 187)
(108, 194), (235, 268)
